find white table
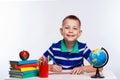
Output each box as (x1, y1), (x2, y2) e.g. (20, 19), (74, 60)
(5, 70), (117, 80)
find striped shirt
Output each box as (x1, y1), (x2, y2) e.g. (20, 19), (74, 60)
(43, 40), (91, 70)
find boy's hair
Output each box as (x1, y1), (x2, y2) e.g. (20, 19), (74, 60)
(62, 15), (81, 27)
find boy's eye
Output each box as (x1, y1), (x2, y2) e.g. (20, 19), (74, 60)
(73, 27), (78, 30)
(64, 26), (69, 29)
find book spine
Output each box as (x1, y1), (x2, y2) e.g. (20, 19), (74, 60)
(23, 70), (39, 75)
(9, 70), (39, 75)
(10, 72), (38, 78)
(9, 71), (23, 75)
(20, 67), (38, 72)
(13, 63), (38, 68)
(18, 60), (38, 65)
(22, 72), (38, 78)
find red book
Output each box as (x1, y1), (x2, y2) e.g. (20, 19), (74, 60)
(11, 63), (38, 69)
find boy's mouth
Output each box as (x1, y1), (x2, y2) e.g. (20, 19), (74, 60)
(67, 35), (75, 37)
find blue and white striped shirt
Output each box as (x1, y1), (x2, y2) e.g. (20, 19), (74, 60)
(43, 40), (91, 70)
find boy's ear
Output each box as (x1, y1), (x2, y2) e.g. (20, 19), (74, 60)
(60, 27), (63, 36)
(78, 29), (82, 37)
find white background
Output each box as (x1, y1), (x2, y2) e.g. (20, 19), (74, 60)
(0, 0), (120, 79)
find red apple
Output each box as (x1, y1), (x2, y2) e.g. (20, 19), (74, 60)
(19, 50), (29, 60)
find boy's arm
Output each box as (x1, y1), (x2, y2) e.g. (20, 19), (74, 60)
(49, 64), (62, 72)
(81, 65), (103, 73)
(71, 65), (103, 74)
(49, 64), (53, 71)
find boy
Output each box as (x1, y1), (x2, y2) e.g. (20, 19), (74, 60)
(40, 15), (102, 74)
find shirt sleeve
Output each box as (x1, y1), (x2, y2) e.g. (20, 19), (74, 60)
(42, 44), (54, 61)
(83, 44), (91, 60)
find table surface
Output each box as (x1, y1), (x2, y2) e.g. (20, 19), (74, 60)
(5, 70), (117, 80)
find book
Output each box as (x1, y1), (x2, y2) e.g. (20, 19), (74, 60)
(10, 63), (38, 69)
(9, 70), (39, 75)
(9, 72), (38, 78)
(10, 67), (38, 72)
(49, 70), (84, 75)
(10, 60), (38, 65)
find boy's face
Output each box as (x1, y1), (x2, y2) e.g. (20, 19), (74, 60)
(60, 19), (82, 42)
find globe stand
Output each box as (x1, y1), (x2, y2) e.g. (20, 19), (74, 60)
(91, 67), (104, 78)
(90, 47), (109, 78)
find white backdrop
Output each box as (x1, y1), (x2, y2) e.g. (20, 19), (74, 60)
(0, 0), (120, 79)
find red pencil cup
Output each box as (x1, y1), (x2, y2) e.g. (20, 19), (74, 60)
(39, 64), (48, 78)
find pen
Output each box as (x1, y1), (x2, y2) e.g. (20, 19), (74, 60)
(47, 55), (50, 64)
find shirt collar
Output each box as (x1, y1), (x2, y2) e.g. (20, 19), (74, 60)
(61, 39), (79, 54)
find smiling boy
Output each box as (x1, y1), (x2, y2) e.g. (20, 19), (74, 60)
(40, 15), (102, 74)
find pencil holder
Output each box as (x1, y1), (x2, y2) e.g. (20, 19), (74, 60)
(39, 64), (48, 78)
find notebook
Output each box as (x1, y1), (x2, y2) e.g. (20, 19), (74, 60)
(49, 70), (83, 75)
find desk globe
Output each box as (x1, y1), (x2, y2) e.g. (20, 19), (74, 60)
(89, 47), (109, 78)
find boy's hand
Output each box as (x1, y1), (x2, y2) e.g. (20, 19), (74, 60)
(71, 66), (83, 74)
(50, 64), (62, 72)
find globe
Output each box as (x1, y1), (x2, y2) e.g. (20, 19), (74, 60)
(89, 47), (109, 78)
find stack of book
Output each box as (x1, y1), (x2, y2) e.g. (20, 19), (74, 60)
(9, 60), (39, 78)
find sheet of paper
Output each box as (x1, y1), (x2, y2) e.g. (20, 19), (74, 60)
(49, 70), (83, 75)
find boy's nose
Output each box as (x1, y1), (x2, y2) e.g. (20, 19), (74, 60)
(69, 28), (73, 33)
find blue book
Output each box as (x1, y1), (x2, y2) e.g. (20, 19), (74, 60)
(10, 72), (38, 78)
(10, 60), (38, 65)
(9, 70), (39, 75)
